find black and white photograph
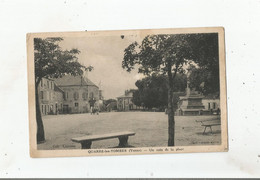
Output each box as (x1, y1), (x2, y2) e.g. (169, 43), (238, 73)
(27, 27), (227, 157)
(3, 0), (260, 177)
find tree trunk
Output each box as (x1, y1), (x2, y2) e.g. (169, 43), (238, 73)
(35, 79), (45, 143)
(167, 63), (175, 146)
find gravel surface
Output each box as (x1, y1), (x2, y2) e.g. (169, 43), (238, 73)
(37, 112), (221, 150)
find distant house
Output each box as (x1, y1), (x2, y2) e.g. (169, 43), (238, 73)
(38, 78), (64, 115)
(117, 90), (143, 111)
(202, 96), (220, 114)
(54, 75), (99, 114)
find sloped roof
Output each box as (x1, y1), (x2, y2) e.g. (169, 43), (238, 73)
(85, 78), (98, 87)
(54, 83), (64, 93)
(54, 75), (98, 87)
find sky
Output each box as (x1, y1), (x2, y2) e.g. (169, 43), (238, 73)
(59, 34), (144, 99)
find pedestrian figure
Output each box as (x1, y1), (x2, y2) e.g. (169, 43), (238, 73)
(90, 106), (93, 115)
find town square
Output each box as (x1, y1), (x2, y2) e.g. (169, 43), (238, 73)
(32, 29), (224, 151)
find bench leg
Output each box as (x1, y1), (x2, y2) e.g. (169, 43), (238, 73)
(81, 141), (92, 149)
(210, 126), (213, 134)
(203, 126), (208, 134)
(118, 136), (129, 147)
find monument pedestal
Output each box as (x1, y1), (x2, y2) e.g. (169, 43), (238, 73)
(178, 92), (205, 116)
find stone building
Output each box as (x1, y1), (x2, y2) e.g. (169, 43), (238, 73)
(54, 75), (99, 114)
(117, 90), (143, 111)
(202, 97), (220, 113)
(38, 78), (64, 115)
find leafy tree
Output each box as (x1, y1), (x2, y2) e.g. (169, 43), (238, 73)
(103, 99), (117, 111)
(133, 74), (187, 110)
(187, 33), (219, 96)
(34, 37), (92, 143)
(123, 34), (194, 146)
(133, 74), (167, 109)
(122, 33), (219, 146)
(188, 65), (219, 97)
(103, 99), (117, 106)
(132, 90), (142, 107)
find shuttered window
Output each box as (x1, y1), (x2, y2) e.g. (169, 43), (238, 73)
(74, 92), (79, 100)
(82, 92), (88, 100)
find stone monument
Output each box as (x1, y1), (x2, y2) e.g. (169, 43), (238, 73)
(177, 76), (205, 116)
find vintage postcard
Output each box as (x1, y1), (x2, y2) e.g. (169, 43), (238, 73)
(27, 27), (228, 157)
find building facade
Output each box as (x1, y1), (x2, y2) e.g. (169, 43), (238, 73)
(38, 78), (64, 115)
(38, 75), (99, 115)
(202, 98), (220, 113)
(54, 75), (99, 114)
(117, 90), (143, 111)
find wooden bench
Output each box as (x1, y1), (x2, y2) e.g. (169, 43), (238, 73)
(71, 131), (135, 149)
(196, 119), (221, 134)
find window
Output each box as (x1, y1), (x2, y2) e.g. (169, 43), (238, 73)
(75, 103), (79, 107)
(82, 92), (88, 100)
(74, 92), (79, 100)
(213, 102), (216, 109)
(41, 80), (43, 87)
(46, 91), (49, 100)
(40, 91), (44, 99)
(64, 92), (69, 100)
(208, 103), (211, 110)
(47, 81), (49, 88)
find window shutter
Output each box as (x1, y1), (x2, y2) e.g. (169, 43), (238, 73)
(74, 92), (79, 100)
(83, 92), (87, 100)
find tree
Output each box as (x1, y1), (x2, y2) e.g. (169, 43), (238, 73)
(34, 37), (92, 143)
(122, 33), (219, 146)
(123, 34), (194, 146)
(103, 99), (117, 107)
(133, 74), (187, 110)
(188, 65), (219, 97)
(187, 33), (219, 96)
(133, 74), (167, 109)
